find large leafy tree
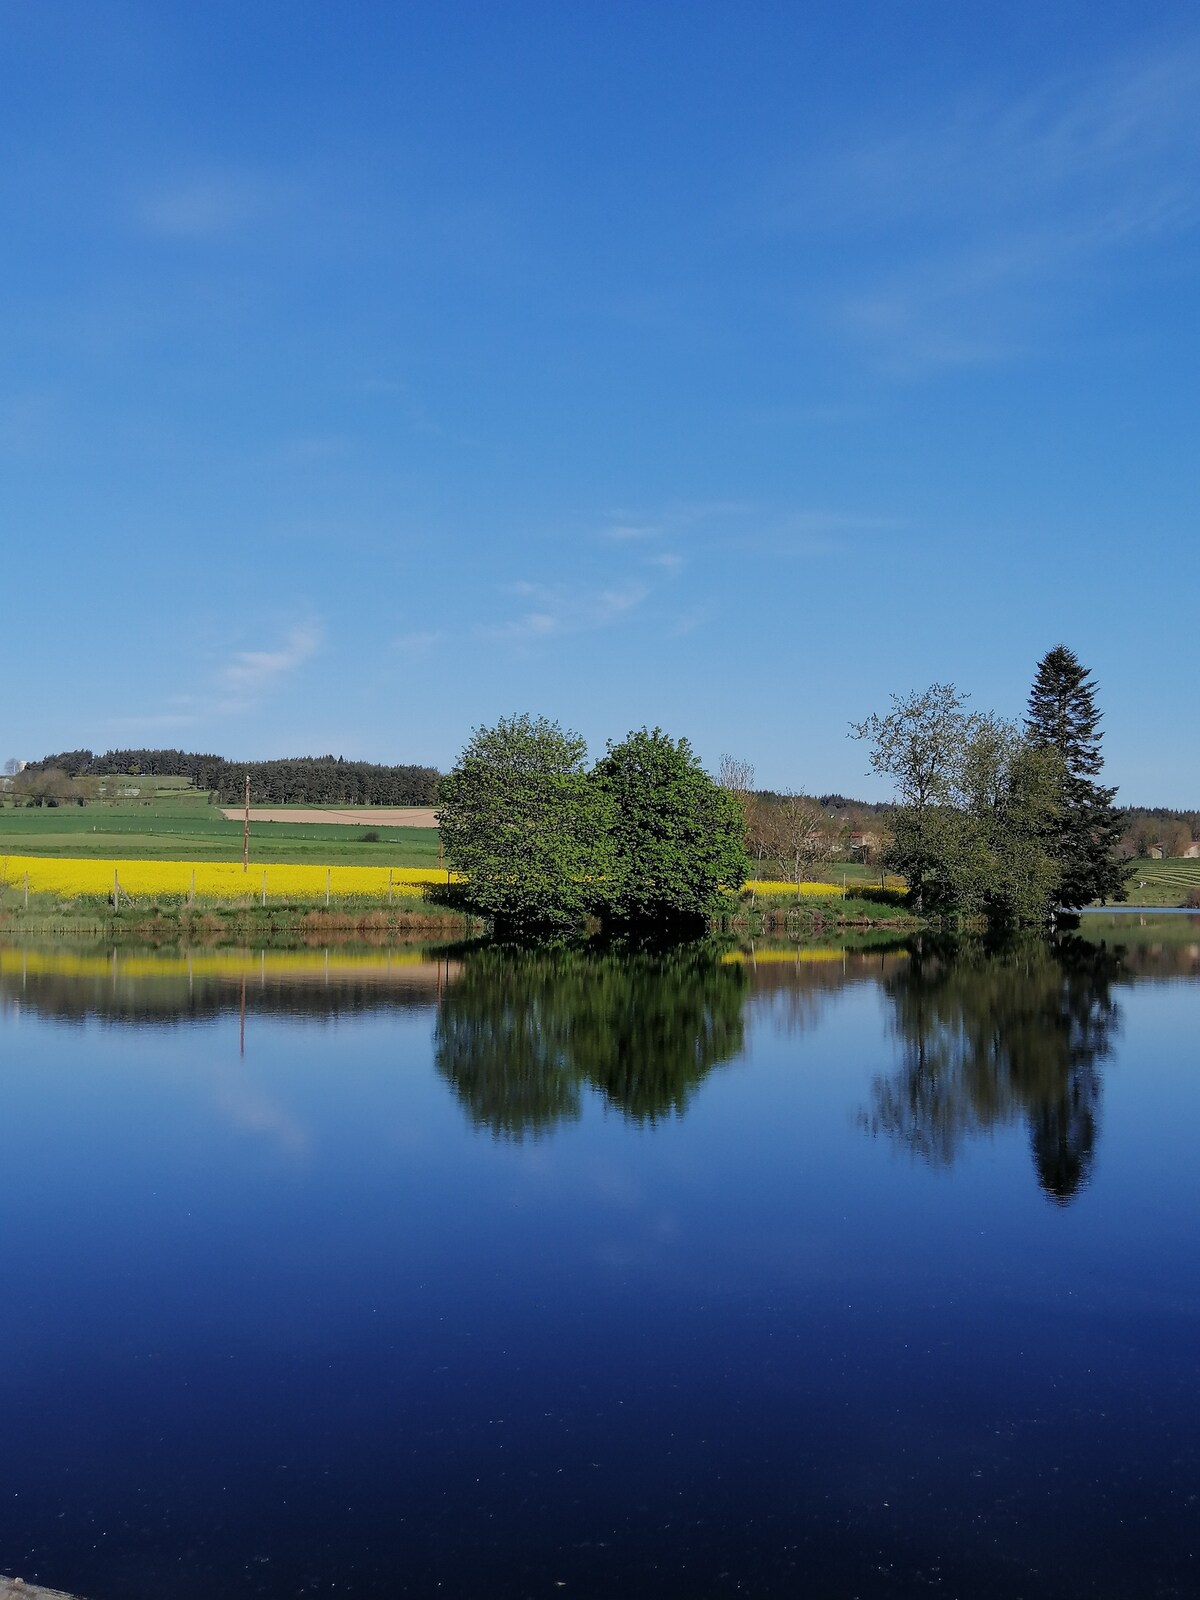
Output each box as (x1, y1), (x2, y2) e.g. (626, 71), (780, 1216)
(437, 715), (611, 932)
(1025, 646), (1129, 908)
(592, 728), (747, 929)
(853, 685), (1061, 923)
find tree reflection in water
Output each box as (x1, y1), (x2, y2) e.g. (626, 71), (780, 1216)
(865, 934), (1126, 1203)
(434, 940), (747, 1138)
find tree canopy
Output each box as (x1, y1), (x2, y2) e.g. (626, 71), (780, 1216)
(1025, 646), (1129, 908)
(436, 715), (610, 932)
(438, 718), (746, 932)
(853, 686), (1061, 922)
(592, 727), (748, 930)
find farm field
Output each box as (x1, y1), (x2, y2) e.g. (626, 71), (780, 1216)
(1118, 856), (1200, 907)
(0, 784), (439, 868)
(0, 856), (449, 904)
(221, 806), (439, 827)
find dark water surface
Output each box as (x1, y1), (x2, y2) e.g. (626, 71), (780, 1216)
(0, 928), (1197, 1600)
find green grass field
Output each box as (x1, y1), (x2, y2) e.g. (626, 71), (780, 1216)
(0, 782), (439, 868)
(1118, 857), (1200, 907)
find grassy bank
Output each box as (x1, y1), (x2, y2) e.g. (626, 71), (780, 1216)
(0, 899), (474, 946)
(722, 889), (922, 934)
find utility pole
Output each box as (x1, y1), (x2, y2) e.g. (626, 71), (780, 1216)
(243, 773), (250, 872)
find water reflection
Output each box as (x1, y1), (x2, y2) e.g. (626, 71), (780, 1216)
(864, 935), (1126, 1202)
(0, 934), (1162, 1203)
(0, 944), (459, 1024)
(435, 940), (747, 1135)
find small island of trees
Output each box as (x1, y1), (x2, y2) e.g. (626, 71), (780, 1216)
(438, 647), (1134, 934)
(437, 716), (747, 933)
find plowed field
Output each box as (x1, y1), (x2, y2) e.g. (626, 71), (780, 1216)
(221, 807), (439, 828)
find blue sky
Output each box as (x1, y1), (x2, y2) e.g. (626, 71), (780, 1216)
(3, 2), (1197, 803)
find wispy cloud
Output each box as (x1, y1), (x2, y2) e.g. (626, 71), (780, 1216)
(220, 624), (322, 693)
(766, 36), (1200, 368)
(482, 579), (650, 643)
(598, 501), (756, 544)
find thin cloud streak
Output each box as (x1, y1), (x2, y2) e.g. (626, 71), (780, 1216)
(220, 625), (322, 693)
(766, 36), (1200, 368)
(481, 579), (650, 644)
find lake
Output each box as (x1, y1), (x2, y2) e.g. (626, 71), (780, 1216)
(0, 923), (1197, 1599)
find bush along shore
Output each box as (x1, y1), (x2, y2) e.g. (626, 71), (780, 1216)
(721, 887), (922, 935)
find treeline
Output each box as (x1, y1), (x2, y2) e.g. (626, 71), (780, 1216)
(1120, 806), (1200, 858)
(24, 748), (440, 806)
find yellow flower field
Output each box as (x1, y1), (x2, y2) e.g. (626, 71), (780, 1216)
(745, 878), (906, 898)
(0, 855), (454, 903)
(745, 879), (851, 897)
(0, 856), (901, 907)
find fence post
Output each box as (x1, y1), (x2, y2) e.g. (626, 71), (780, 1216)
(261, 870), (267, 907)
(24, 871), (29, 909)
(388, 868), (393, 906)
(326, 868), (330, 908)
(190, 868), (195, 907)
(113, 869), (119, 908)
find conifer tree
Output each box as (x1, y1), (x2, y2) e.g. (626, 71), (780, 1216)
(1025, 646), (1129, 909)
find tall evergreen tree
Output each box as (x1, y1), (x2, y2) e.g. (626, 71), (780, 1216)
(1025, 646), (1129, 909)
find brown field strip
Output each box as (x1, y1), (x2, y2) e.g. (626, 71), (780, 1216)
(221, 807), (439, 828)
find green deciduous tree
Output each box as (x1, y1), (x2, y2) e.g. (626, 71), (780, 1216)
(592, 728), (748, 929)
(850, 683), (973, 912)
(437, 714), (611, 931)
(1025, 646), (1130, 909)
(853, 686), (1061, 924)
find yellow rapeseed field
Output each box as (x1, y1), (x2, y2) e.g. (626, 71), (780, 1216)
(745, 879), (853, 897)
(0, 857), (896, 906)
(0, 855), (453, 903)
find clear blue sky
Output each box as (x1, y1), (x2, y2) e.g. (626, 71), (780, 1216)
(4, 2), (1197, 803)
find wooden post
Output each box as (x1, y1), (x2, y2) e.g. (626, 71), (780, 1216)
(387, 868), (393, 906)
(243, 774), (250, 872)
(113, 869), (119, 908)
(190, 868), (195, 906)
(261, 870), (267, 907)
(325, 867), (330, 907)
(24, 872), (29, 909)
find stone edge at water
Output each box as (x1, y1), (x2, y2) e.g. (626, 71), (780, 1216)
(1, 1580), (85, 1600)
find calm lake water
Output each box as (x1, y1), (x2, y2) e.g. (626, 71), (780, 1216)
(0, 924), (1197, 1600)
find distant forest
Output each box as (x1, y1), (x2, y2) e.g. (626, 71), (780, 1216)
(25, 748), (440, 806)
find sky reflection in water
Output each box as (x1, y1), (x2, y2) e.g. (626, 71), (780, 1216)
(0, 928), (1197, 1600)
